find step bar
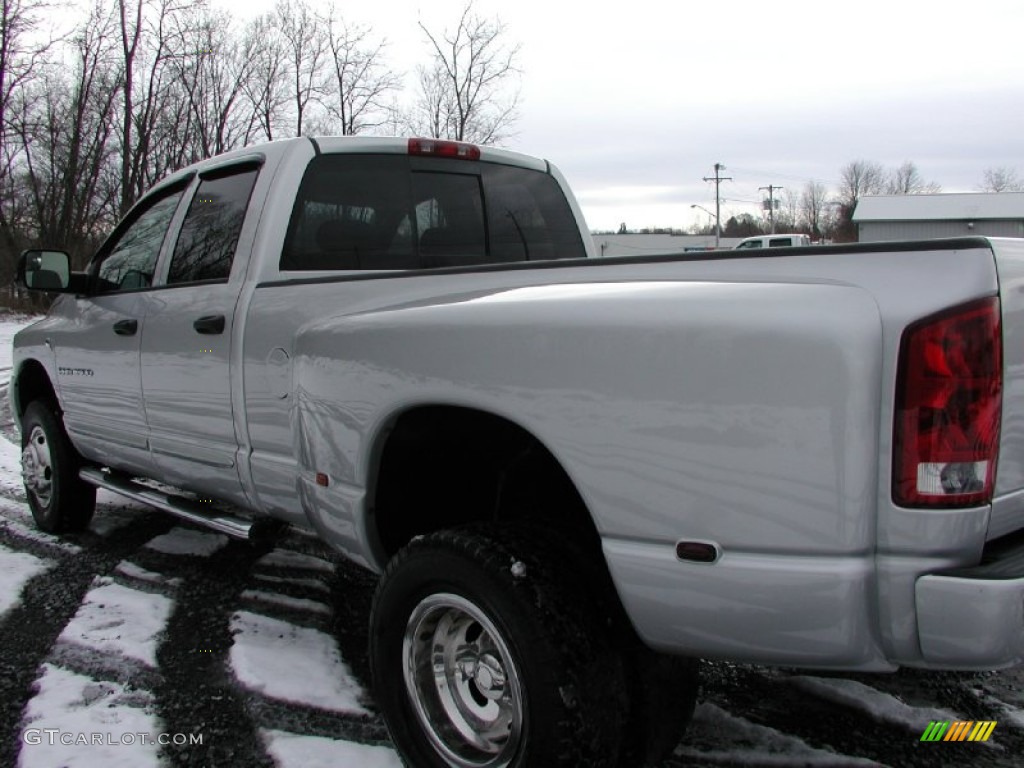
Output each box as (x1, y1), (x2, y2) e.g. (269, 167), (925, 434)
(80, 467), (255, 540)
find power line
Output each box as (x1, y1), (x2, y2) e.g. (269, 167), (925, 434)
(729, 165), (840, 188)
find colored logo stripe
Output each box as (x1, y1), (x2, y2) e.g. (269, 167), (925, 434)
(945, 721), (971, 741)
(969, 722), (997, 742)
(920, 721), (997, 742)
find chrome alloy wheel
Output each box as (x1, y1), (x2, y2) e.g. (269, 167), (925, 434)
(403, 593), (524, 767)
(22, 425), (53, 507)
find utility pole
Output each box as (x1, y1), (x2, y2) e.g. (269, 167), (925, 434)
(759, 184), (783, 234)
(703, 163), (731, 248)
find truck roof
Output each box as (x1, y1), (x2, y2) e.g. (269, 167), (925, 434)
(145, 136), (552, 201)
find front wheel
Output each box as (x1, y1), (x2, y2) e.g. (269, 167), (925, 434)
(370, 526), (627, 767)
(21, 400), (96, 533)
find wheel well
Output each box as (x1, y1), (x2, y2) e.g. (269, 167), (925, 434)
(372, 406), (602, 562)
(13, 360), (58, 424)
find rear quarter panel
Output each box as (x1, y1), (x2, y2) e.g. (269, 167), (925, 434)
(245, 241), (1000, 667)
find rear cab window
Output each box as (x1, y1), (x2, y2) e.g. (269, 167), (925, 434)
(168, 166), (260, 284)
(281, 154), (586, 272)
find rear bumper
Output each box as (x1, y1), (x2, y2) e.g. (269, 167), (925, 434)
(915, 535), (1024, 669)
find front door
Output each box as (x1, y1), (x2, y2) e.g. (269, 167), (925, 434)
(55, 184), (188, 475)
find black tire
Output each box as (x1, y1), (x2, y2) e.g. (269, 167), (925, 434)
(370, 525), (628, 767)
(21, 400), (96, 533)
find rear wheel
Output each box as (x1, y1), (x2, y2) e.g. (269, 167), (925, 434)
(21, 400), (96, 533)
(370, 525), (627, 767)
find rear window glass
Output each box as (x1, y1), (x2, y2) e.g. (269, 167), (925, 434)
(280, 154), (586, 271)
(169, 167), (258, 283)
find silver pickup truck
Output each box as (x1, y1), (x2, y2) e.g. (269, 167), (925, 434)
(12, 136), (1024, 768)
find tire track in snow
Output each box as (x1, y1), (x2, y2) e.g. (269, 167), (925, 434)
(228, 543), (395, 756)
(148, 533), (276, 768)
(0, 512), (174, 768)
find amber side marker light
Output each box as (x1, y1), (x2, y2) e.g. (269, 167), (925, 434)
(893, 297), (1002, 508)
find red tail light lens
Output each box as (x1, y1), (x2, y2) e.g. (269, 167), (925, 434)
(893, 298), (1002, 507)
(407, 138), (481, 160)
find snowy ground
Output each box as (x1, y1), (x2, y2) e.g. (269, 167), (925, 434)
(1, 312), (1023, 768)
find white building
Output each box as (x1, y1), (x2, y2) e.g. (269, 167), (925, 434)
(853, 193), (1024, 242)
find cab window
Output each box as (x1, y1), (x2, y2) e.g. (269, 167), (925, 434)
(96, 189), (185, 292)
(281, 154), (586, 271)
(168, 167), (259, 284)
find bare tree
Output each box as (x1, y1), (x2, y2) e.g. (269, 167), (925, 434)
(28, 6), (120, 250)
(0, 0), (55, 260)
(275, 0), (329, 137)
(319, 4), (401, 136)
(166, 4), (254, 163)
(413, 1), (520, 144)
(800, 180), (830, 239)
(838, 160), (885, 210)
(115, 0), (193, 213)
(978, 166), (1024, 193)
(885, 160), (941, 195)
(240, 13), (289, 141)
(833, 160), (884, 242)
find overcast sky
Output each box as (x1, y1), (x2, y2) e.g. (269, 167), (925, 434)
(221, 0), (1024, 231)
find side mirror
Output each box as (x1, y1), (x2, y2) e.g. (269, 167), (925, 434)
(18, 249), (72, 292)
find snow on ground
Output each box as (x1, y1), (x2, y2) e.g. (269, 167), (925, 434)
(0, 498), (82, 553)
(0, 313), (37, 353)
(0, 544), (50, 616)
(789, 676), (961, 733)
(256, 549), (336, 573)
(57, 578), (174, 668)
(18, 664), (162, 768)
(677, 702), (885, 767)
(0, 423), (25, 497)
(113, 560), (183, 588)
(229, 610), (366, 713)
(262, 730), (401, 768)
(144, 527), (229, 557)
(240, 589), (332, 616)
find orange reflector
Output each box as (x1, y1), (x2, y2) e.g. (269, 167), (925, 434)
(315, 472), (329, 487)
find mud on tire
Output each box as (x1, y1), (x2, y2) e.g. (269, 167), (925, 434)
(21, 400), (96, 533)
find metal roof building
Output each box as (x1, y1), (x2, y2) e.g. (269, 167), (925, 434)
(853, 192), (1024, 242)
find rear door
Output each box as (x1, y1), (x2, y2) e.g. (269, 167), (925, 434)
(139, 162), (260, 502)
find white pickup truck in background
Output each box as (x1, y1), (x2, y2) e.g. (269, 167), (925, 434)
(11, 135), (1024, 768)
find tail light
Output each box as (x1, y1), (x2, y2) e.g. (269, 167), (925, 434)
(893, 297), (1002, 507)
(408, 138), (481, 160)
